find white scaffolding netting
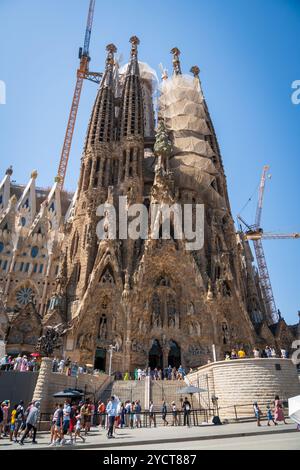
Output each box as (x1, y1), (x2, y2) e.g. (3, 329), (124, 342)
(119, 61), (158, 93)
(158, 74), (226, 208)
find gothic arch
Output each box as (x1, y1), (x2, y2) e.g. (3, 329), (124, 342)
(99, 265), (115, 286)
(168, 340), (181, 368)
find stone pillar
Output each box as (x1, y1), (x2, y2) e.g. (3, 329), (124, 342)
(144, 375), (150, 410)
(162, 347), (169, 371)
(32, 357), (53, 414)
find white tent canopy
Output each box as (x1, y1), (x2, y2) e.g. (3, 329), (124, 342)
(288, 395), (300, 425)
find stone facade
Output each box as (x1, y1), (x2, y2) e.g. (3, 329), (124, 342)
(0, 169), (72, 353)
(1, 38), (298, 370)
(32, 358), (112, 414)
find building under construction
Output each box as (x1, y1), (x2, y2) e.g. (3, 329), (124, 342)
(0, 1), (298, 371)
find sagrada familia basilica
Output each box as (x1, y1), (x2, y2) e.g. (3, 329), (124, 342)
(0, 38), (297, 373)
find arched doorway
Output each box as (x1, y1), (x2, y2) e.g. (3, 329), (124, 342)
(168, 340), (181, 368)
(148, 339), (163, 369)
(94, 348), (106, 372)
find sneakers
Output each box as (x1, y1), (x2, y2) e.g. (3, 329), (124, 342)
(19, 441), (24, 445)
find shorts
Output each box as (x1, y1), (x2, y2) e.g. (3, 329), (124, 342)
(10, 424), (15, 432)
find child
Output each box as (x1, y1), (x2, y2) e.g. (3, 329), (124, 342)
(266, 405), (277, 426)
(253, 401), (262, 426)
(9, 405), (18, 442)
(74, 414), (85, 443)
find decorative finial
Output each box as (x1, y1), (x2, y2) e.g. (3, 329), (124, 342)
(129, 36), (140, 56)
(154, 120), (172, 158)
(190, 65), (200, 77)
(105, 43), (117, 67)
(6, 166), (13, 176)
(106, 43), (117, 54)
(170, 47), (181, 75)
(31, 170), (38, 179)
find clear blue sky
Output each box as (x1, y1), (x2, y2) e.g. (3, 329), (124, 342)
(0, 0), (299, 324)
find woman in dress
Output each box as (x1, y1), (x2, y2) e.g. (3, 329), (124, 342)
(274, 395), (287, 424)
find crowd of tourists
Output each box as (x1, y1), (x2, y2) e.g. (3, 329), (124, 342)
(223, 346), (289, 361)
(0, 354), (40, 372)
(51, 357), (98, 376)
(0, 399), (41, 444)
(1, 391), (294, 447)
(48, 395), (194, 444)
(116, 365), (188, 381)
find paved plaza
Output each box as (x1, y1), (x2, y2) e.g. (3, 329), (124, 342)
(0, 420), (298, 451)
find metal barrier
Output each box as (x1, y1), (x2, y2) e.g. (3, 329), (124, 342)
(218, 401), (289, 422)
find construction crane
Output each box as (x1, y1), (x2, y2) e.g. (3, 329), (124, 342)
(238, 165), (300, 324)
(56, 0), (102, 189)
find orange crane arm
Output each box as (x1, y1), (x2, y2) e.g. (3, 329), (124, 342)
(56, 74), (84, 187)
(56, 0), (102, 190)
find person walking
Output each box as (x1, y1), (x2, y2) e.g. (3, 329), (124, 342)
(19, 401), (40, 445)
(74, 412), (85, 443)
(161, 401), (168, 426)
(182, 397), (191, 426)
(106, 396), (118, 438)
(98, 401), (106, 428)
(49, 403), (63, 446)
(61, 400), (72, 445)
(253, 401), (262, 426)
(134, 400), (142, 428)
(9, 404), (18, 442)
(15, 401), (25, 440)
(149, 400), (156, 428)
(1, 400), (10, 437)
(124, 401), (131, 428)
(171, 401), (179, 426)
(266, 405), (277, 426)
(274, 395), (287, 424)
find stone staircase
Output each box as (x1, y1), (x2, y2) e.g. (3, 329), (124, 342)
(99, 380), (146, 408)
(150, 381), (190, 410)
(99, 379), (206, 411)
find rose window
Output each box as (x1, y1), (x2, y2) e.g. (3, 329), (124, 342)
(16, 287), (34, 305)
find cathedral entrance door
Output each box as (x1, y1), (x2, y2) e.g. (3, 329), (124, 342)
(148, 340), (163, 369)
(168, 340), (181, 368)
(94, 348), (106, 372)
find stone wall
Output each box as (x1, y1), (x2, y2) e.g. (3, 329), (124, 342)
(32, 358), (112, 415)
(0, 370), (39, 406)
(187, 358), (300, 419)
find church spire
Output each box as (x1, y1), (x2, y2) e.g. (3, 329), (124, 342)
(118, 36), (144, 139)
(170, 47), (182, 75)
(85, 43), (117, 148)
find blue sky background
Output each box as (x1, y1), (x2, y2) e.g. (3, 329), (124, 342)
(0, 0), (299, 324)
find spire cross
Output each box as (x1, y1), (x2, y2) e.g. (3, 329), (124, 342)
(129, 36), (140, 57)
(106, 43), (117, 66)
(170, 47), (181, 75)
(190, 65), (200, 77)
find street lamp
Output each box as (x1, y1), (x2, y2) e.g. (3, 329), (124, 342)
(108, 344), (116, 376)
